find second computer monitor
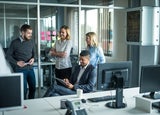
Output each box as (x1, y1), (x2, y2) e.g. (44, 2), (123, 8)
(140, 65), (160, 99)
(97, 61), (132, 91)
(0, 73), (24, 112)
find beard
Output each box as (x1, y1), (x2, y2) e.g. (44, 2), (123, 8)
(23, 35), (31, 41)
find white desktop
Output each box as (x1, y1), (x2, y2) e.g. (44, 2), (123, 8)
(1, 87), (160, 115)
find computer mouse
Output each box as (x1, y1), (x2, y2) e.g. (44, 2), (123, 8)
(81, 99), (86, 103)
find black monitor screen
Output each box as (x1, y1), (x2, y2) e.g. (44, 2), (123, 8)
(140, 65), (160, 99)
(0, 73), (24, 111)
(97, 61), (132, 91)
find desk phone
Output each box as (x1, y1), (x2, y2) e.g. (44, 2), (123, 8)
(65, 99), (88, 115)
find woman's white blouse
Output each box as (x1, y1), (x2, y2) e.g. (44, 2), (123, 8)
(53, 39), (72, 69)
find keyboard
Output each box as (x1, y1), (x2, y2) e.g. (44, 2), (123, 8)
(87, 95), (116, 102)
(152, 102), (160, 109)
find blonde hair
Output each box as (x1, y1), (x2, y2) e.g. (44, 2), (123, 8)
(58, 25), (71, 40)
(86, 32), (98, 47)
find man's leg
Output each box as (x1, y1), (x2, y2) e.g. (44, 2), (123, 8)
(23, 71), (28, 99)
(54, 85), (76, 95)
(43, 85), (55, 97)
(43, 84), (60, 97)
(27, 69), (36, 99)
(15, 69), (28, 100)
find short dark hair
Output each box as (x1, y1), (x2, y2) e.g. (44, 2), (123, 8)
(80, 50), (90, 57)
(20, 24), (32, 32)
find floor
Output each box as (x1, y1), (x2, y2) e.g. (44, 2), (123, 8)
(25, 80), (52, 99)
(34, 70), (55, 99)
(35, 86), (49, 98)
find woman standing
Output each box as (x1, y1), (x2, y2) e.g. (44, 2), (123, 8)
(50, 25), (72, 85)
(85, 32), (105, 67)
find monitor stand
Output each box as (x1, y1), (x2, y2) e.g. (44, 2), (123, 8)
(105, 75), (126, 108)
(105, 88), (126, 108)
(143, 92), (160, 99)
(143, 92), (160, 110)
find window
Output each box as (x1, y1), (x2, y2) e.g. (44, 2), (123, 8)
(81, 8), (113, 56)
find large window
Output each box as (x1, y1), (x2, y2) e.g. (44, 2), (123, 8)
(81, 8), (113, 56)
(81, 9), (98, 50)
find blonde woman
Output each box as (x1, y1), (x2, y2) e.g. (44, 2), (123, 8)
(85, 32), (105, 67)
(50, 25), (72, 85)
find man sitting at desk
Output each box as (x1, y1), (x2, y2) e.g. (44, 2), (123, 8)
(43, 50), (97, 97)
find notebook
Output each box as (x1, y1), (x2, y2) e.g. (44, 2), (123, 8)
(54, 77), (67, 86)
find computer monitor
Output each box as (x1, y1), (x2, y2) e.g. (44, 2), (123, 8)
(97, 61), (132, 91)
(97, 61), (132, 108)
(0, 73), (24, 112)
(140, 65), (160, 99)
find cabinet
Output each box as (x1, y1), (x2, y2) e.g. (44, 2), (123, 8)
(126, 6), (160, 45)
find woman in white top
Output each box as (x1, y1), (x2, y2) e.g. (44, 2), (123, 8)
(50, 25), (72, 85)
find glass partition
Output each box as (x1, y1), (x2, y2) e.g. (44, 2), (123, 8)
(0, 3), (37, 47)
(0, 19), (4, 47)
(0, 4), (4, 47)
(29, 5), (37, 18)
(81, 0), (113, 6)
(5, 4), (27, 17)
(40, 0), (78, 4)
(0, 3), (3, 17)
(6, 19), (26, 47)
(0, 0), (117, 98)
(40, 6), (79, 55)
(0, 0), (36, 2)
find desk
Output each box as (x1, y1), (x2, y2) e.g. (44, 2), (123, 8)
(4, 98), (59, 115)
(1, 87), (160, 115)
(44, 87), (160, 115)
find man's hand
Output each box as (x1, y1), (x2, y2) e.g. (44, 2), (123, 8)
(17, 58), (34, 67)
(28, 58), (34, 65)
(17, 61), (26, 67)
(67, 83), (74, 89)
(64, 78), (74, 89)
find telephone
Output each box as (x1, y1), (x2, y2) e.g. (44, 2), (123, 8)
(65, 99), (88, 115)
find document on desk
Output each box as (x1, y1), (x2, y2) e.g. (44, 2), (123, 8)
(54, 77), (67, 86)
